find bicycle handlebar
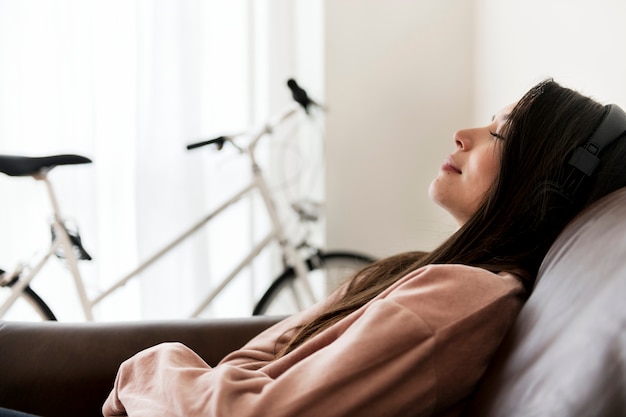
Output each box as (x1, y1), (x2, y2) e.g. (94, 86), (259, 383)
(186, 136), (227, 151)
(287, 78), (317, 113)
(186, 79), (319, 152)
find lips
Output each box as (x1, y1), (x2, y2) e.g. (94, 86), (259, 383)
(442, 156), (462, 174)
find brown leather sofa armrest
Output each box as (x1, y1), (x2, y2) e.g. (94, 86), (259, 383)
(0, 316), (282, 417)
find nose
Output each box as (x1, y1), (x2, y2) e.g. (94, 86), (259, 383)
(454, 129), (470, 150)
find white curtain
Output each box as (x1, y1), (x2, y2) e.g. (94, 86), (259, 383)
(0, 0), (325, 321)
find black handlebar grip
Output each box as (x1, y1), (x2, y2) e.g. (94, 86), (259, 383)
(287, 78), (313, 113)
(186, 136), (227, 151)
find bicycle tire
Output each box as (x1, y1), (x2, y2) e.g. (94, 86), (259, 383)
(253, 251), (375, 316)
(0, 281), (57, 321)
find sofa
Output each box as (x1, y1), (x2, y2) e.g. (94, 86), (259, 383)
(1, 188), (626, 417)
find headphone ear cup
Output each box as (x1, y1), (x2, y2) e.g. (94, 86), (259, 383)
(530, 181), (575, 223)
(546, 183), (574, 206)
(566, 104), (626, 195)
(531, 105), (626, 220)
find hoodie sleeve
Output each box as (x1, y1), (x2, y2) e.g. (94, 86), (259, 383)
(216, 288), (345, 370)
(102, 265), (524, 417)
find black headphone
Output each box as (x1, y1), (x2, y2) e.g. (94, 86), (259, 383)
(560, 104), (626, 200)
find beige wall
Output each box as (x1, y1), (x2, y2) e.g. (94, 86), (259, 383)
(474, 0), (626, 121)
(324, 0), (472, 257)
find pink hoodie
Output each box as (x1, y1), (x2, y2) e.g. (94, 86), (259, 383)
(103, 264), (524, 417)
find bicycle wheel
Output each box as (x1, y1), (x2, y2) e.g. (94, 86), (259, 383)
(0, 280), (57, 321)
(253, 251), (375, 316)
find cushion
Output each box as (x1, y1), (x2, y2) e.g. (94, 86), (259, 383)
(466, 188), (626, 416)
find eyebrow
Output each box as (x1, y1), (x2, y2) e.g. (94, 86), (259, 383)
(491, 113), (510, 122)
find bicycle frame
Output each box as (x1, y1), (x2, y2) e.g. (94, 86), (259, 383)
(1, 103), (315, 321)
(0, 171), (91, 319)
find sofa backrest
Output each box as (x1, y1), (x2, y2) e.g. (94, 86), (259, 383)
(465, 188), (626, 416)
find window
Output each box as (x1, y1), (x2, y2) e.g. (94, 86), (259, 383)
(0, 0), (324, 320)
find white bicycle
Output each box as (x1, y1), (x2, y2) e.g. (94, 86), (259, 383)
(0, 80), (375, 321)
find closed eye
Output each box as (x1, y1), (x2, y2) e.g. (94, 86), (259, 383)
(489, 131), (506, 140)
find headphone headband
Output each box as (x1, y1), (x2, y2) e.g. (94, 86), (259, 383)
(568, 104), (626, 176)
(559, 104), (626, 201)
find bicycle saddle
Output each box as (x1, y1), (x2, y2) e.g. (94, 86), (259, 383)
(0, 154), (92, 177)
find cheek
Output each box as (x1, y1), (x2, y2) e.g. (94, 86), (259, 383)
(475, 150), (500, 194)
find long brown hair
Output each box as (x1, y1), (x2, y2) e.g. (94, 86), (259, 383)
(278, 79), (626, 357)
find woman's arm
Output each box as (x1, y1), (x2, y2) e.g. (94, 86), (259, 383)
(103, 265), (524, 417)
(103, 301), (435, 417)
(217, 287), (346, 370)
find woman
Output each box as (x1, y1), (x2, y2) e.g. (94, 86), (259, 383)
(102, 79), (626, 417)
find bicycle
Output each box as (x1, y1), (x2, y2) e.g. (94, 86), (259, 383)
(0, 79), (375, 321)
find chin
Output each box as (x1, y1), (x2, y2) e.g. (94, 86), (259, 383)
(427, 178), (440, 202)
(428, 178), (448, 208)
(428, 185), (467, 226)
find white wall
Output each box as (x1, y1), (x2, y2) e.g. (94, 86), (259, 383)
(474, 0), (626, 120)
(324, 0), (473, 257)
(324, 0), (626, 259)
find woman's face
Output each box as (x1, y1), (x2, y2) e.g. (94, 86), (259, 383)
(429, 103), (514, 226)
